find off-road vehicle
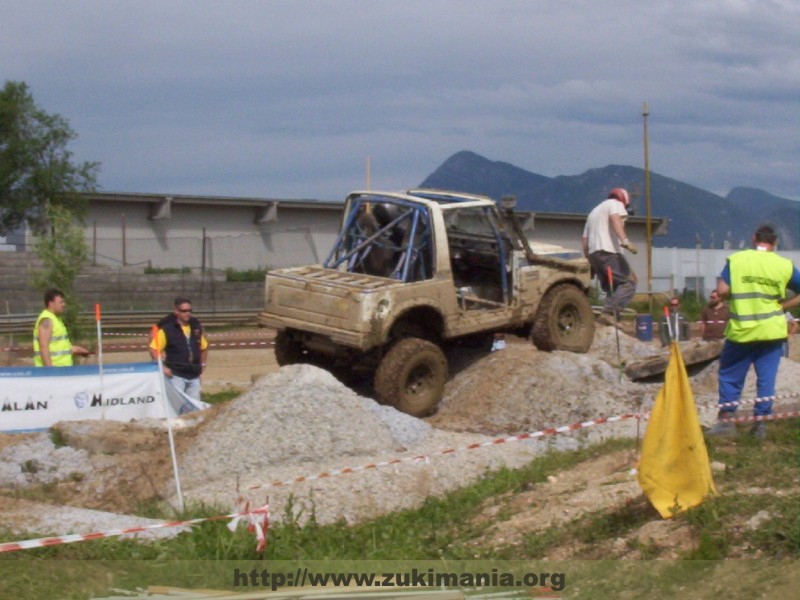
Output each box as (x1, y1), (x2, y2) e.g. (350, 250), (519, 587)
(258, 189), (594, 416)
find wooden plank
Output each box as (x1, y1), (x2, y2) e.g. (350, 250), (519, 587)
(143, 587), (464, 600)
(624, 339), (724, 381)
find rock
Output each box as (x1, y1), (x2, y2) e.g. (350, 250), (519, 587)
(745, 510), (771, 531)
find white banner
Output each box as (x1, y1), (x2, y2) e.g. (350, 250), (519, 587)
(0, 362), (206, 433)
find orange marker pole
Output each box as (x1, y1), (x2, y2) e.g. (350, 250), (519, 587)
(95, 303), (104, 373)
(152, 324), (185, 512)
(662, 304), (673, 343)
(95, 304), (105, 415)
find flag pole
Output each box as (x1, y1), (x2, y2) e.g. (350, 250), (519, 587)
(607, 267), (624, 382)
(152, 324), (185, 512)
(663, 305), (674, 344)
(95, 303), (106, 419)
(95, 303), (104, 384)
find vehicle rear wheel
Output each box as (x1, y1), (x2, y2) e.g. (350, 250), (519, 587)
(274, 330), (304, 366)
(374, 337), (448, 417)
(531, 284), (594, 353)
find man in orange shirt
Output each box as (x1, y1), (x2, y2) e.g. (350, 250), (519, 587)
(149, 297), (208, 401)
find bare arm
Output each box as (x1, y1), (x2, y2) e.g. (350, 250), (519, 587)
(37, 318), (53, 366)
(581, 236), (589, 258)
(610, 213), (627, 243)
(716, 279), (731, 299)
(782, 295), (800, 312)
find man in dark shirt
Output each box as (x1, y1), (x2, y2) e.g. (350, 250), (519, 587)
(699, 290), (730, 340)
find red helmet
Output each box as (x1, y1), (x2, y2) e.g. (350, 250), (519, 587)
(608, 188), (630, 206)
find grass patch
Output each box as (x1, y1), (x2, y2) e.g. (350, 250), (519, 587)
(225, 267), (267, 282)
(202, 388), (242, 405)
(144, 265), (192, 275)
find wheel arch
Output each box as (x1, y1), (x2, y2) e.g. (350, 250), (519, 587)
(385, 305), (445, 344)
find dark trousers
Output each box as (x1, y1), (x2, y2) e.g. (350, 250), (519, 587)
(588, 251), (636, 314)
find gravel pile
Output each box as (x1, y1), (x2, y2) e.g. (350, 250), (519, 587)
(177, 364), (545, 524)
(0, 435), (92, 487)
(180, 365), (429, 485)
(0, 496), (189, 541)
(431, 335), (652, 434)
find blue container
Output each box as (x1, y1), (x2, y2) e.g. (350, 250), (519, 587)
(635, 314), (654, 342)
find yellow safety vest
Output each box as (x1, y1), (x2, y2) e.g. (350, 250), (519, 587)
(33, 309), (73, 366)
(725, 249), (793, 343)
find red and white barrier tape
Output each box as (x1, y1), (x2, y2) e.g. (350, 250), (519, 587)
(0, 503), (268, 554)
(100, 331), (274, 338)
(686, 318), (797, 325)
(717, 410), (800, 424)
(700, 390), (800, 411)
(73, 341), (273, 352)
(244, 413), (641, 492)
(243, 405), (800, 494)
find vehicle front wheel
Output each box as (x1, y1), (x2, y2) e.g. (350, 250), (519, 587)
(374, 337), (448, 417)
(531, 284), (594, 353)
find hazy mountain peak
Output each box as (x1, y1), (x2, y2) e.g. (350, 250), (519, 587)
(420, 152), (798, 249)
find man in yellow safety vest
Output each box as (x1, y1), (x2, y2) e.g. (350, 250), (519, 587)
(33, 288), (89, 367)
(708, 225), (800, 439)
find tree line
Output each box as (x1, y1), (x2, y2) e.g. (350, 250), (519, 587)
(1, 80), (98, 334)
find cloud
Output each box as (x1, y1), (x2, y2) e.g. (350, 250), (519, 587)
(2, 0), (798, 200)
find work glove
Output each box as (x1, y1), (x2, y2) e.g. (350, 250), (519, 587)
(621, 239), (638, 254)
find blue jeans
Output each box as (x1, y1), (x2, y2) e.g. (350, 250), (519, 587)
(168, 374), (202, 402)
(718, 339), (783, 417)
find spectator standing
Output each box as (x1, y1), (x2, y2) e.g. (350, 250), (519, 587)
(33, 288), (90, 366)
(659, 296), (690, 346)
(699, 291), (730, 340)
(708, 225), (800, 439)
(149, 297), (208, 401)
(581, 188), (638, 325)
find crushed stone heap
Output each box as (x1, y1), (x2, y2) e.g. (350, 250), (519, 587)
(180, 364), (432, 488)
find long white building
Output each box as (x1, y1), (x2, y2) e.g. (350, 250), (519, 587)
(8, 190), (798, 297)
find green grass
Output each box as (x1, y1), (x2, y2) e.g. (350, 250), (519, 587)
(202, 388), (243, 406)
(224, 267), (268, 282)
(144, 265), (193, 275)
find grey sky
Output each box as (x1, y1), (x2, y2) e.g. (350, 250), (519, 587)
(3, 0), (798, 200)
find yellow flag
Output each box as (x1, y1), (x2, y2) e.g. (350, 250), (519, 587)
(637, 342), (717, 518)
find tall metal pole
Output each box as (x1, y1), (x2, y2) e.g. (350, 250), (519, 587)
(121, 213), (127, 267)
(643, 102), (652, 299)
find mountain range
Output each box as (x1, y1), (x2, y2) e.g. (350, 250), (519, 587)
(419, 151), (799, 249)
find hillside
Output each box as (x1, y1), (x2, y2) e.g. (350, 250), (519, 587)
(420, 151), (799, 249)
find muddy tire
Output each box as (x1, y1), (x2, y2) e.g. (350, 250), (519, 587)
(374, 337), (448, 417)
(274, 330), (304, 366)
(531, 284), (594, 353)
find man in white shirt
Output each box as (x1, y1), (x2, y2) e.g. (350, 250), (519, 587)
(581, 188), (638, 323)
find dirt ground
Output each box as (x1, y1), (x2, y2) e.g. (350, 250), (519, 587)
(1, 327), (798, 560)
